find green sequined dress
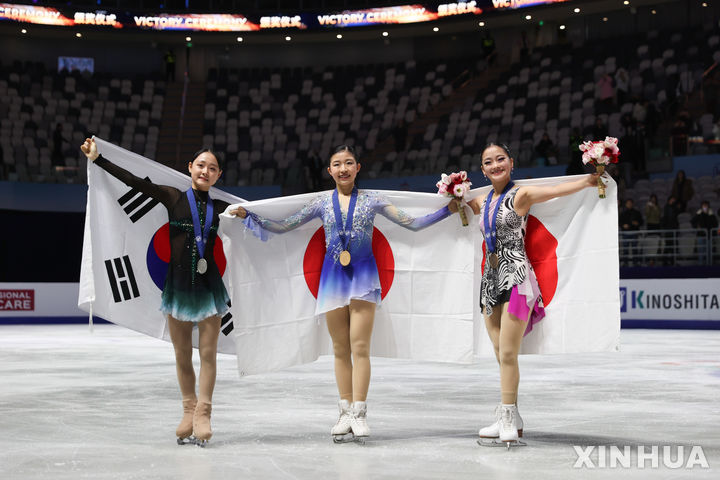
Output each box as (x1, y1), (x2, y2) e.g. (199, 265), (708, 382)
(95, 155), (230, 323)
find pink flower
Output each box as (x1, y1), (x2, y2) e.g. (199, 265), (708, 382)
(453, 183), (466, 197)
(437, 182), (448, 195)
(440, 173), (451, 185)
(459, 171), (468, 181)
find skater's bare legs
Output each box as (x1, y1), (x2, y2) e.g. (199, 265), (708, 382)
(326, 306), (353, 402)
(168, 315), (196, 401)
(197, 316), (221, 404)
(348, 299), (375, 402)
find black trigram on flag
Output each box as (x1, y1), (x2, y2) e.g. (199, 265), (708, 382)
(117, 179), (160, 223)
(221, 300), (233, 336)
(105, 255), (140, 303)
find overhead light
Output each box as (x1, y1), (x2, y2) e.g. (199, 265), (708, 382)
(623, 0), (629, 5)
(651, 9), (657, 14)
(478, 21), (485, 27)
(382, 31), (388, 37)
(21, 28), (27, 34)
(336, 34), (342, 39)
(574, 7), (580, 13)
(76, 32), (82, 38)
(185, 36), (191, 42)
(702, 2), (708, 6)
(603, 17), (609, 22)
(525, 15), (532, 20)
(285, 36), (291, 41)
(559, 25), (566, 30)
(433, 27), (439, 32)
(237, 36), (243, 42)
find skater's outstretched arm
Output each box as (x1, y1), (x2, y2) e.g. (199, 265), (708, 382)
(376, 194), (456, 232)
(81, 137), (177, 208)
(228, 195), (323, 239)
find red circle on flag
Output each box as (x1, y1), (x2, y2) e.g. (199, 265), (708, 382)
(303, 227), (394, 299)
(147, 223), (228, 291)
(481, 215), (558, 306)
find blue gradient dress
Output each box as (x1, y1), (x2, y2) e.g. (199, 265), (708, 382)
(244, 190), (451, 314)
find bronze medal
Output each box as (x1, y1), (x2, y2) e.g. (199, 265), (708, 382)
(489, 253), (499, 269)
(339, 250), (351, 267)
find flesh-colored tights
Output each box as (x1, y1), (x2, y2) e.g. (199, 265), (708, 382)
(325, 299), (376, 403)
(167, 315), (221, 404)
(483, 302), (530, 405)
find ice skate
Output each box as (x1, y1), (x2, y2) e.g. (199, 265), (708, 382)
(331, 399), (354, 443)
(478, 404), (524, 438)
(478, 405), (526, 448)
(348, 401), (369, 443)
(193, 401), (212, 447)
(176, 398), (197, 445)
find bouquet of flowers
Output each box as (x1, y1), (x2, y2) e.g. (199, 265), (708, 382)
(437, 171), (471, 226)
(579, 136), (620, 198)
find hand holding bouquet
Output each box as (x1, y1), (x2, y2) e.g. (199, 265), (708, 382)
(579, 137), (620, 198)
(437, 171), (471, 226)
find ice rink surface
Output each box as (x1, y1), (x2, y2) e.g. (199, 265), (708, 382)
(1, 324), (718, 480)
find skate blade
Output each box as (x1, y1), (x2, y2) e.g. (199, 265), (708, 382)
(477, 439), (527, 448)
(333, 434), (365, 444)
(194, 439), (209, 448)
(177, 436), (197, 446)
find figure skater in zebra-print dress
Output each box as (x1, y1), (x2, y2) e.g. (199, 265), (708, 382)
(466, 143), (599, 446)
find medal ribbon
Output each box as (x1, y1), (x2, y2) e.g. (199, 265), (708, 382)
(483, 181), (515, 254)
(186, 189), (214, 259)
(332, 187), (358, 254)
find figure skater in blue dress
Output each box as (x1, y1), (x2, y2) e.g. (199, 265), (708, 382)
(230, 145), (457, 441)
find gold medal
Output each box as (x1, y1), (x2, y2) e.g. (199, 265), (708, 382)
(489, 253), (499, 269)
(339, 250), (351, 266)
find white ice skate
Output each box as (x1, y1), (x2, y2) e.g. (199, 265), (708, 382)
(478, 404), (527, 449)
(333, 401), (369, 444)
(331, 399), (354, 443)
(478, 404), (524, 438)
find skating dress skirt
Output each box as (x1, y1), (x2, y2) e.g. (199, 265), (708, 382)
(95, 156), (230, 323)
(479, 188), (546, 335)
(244, 191), (451, 315)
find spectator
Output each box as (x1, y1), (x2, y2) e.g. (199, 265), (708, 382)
(615, 67), (629, 106)
(644, 100), (660, 137)
(164, 49), (176, 82)
(691, 200), (718, 264)
(607, 163), (626, 199)
(534, 132), (557, 166)
(519, 30), (529, 61)
(661, 195), (681, 265)
(670, 170), (694, 211)
(619, 198), (643, 265)
(632, 97), (647, 125)
(590, 117), (609, 140)
(481, 31), (496, 64)
(596, 72), (615, 114)
(566, 128), (586, 175)
(645, 194), (661, 230)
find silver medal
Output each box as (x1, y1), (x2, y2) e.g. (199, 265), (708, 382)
(197, 258), (208, 274)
